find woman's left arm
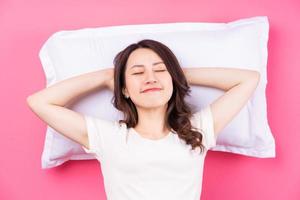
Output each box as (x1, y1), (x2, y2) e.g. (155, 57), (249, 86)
(183, 67), (260, 138)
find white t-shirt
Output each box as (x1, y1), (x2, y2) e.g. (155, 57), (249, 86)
(82, 105), (216, 200)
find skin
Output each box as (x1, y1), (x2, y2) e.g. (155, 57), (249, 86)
(122, 48), (174, 139)
(27, 46), (260, 149)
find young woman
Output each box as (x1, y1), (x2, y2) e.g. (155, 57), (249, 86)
(27, 39), (260, 200)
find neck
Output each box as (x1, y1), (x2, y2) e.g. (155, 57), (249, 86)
(134, 104), (170, 137)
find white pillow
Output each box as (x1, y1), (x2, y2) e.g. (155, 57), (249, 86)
(38, 16), (275, 169)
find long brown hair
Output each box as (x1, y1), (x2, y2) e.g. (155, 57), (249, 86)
(112, 39), (206, 153)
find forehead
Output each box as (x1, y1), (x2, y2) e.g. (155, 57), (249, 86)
(126, 48), (163, 68)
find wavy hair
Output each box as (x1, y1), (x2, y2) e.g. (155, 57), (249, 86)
(111, 39), (206, 153)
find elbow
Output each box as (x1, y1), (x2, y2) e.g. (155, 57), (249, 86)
(26, 95), (37, 108)
(26, 95), (48, 116)
(246, 71), (261, 90)
(252, 71), (261, 83)
(253, 70), (261, 78)
(248, 70), (261, 84)
(238, 71), (260, 89)
(26, 94), (44, 108)
(27, 95), (33, 105)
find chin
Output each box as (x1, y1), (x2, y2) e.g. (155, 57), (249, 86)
(141, 101), (169, 108)
(133, 96), (171, 108)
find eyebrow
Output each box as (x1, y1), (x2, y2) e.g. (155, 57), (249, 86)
(130, 61), (164, 69)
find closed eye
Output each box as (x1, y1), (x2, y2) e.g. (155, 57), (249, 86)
(133, 70), (166, 75)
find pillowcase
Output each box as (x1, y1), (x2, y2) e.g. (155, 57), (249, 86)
(38, 16), (275, 169)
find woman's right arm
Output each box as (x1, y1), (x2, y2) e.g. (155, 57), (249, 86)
(26, 68), (114, 149)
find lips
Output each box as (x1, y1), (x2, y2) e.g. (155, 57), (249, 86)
(142, 88), (162, 93)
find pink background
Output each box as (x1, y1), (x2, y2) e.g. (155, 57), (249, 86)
(1, 0), (299, 199)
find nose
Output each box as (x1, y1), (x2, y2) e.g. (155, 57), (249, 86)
(144, 70), (158, 84)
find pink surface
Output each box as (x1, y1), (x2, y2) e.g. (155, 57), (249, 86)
(1, 0), (299, 199)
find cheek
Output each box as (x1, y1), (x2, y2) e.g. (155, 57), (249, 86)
(127, 78), (141, 93)
(165, 75), (173, 87)
(161, 77), (173, 95)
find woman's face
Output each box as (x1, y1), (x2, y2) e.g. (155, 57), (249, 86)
(123, 48), (173, 109)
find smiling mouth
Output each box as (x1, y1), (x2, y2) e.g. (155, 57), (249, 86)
(143, 88), (162, 93)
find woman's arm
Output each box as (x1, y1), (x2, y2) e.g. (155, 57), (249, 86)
(28, 68), (113, 106)
(183, 67), (260, 138)
(26, 68), (114, 149)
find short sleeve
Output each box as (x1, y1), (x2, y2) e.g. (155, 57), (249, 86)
(192, 105), (216, 150)
(82, 115), (117, 162)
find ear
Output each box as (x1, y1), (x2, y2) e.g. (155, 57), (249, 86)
(122, 88), (129, 96)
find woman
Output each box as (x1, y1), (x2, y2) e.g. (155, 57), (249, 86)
(27, 39), (260, 199)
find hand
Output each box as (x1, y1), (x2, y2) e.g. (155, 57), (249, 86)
(105, 68), (115, 91)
